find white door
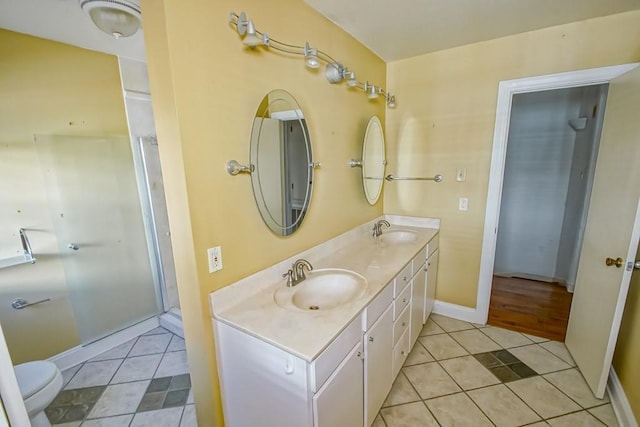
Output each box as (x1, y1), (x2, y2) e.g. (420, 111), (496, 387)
(565, 65), (640, 398)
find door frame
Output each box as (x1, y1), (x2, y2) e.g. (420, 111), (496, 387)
(476, 63), (640, 323)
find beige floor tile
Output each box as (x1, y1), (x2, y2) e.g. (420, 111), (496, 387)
(450, 329), (502, 354)
(81, 415), (134, 427)
(90, 339), (137, 362)
(420, 319), (445, 336)
(507, 376), (581, 419)
(419, 334), (468, 360)
(589, 404), (619, 427)
(547, 411), (606, 426)
(88, 381), (150, 418)
(526, 423), (550, 426)
(509, 344), (571, 374)
(154, 350), (190, 377)
(523, 333), (549, 343)
(167, 335), (186, 352)
(539, 341), (576, 366)
(439, 356), (500, 390)
(480, 326), (534, 348)
(61, 365), (82, 388)
(129, 334), (172, 357)
(404, 341), (434, 366)
(180, 405), (198, 427)
(426, 392), (493, 426)
(111, 354), (163, 384)
(468, 384), (541, 427)
(65, 360), (123, 389)
(381, 402), (438, 427)
(382, 372), (420, 407)
(403, 362), (461, 399)
(130, 407), (184, 427)
(430, 314), (475, 332)
(544, 368), (609, 408)
(372, 413), (386, 427)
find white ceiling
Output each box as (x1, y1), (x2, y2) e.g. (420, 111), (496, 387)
(305, 0), (640, 61)
(0, 0), (145, 61)
(1, 0), (639, 63)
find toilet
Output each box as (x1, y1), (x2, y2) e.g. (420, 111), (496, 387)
(14, 361), (64, 427)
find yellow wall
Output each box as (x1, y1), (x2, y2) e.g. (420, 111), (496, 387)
(0, 29), (128, 362)
(613, 243), (640, 419)
(141, 0), (386, 425)
(385, 11), (640, 307)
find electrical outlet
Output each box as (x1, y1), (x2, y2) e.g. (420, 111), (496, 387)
(459, 197), (469, 212)
(208, 246), (223, 273)
(456, 168), (467, 182)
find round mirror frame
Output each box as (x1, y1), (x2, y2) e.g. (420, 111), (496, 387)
(362, 115), (386, 205)
(249, 89), (314, 236)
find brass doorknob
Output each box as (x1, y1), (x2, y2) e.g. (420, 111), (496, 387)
(605, 257), (624, 268)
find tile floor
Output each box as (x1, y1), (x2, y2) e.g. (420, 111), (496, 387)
(373, 314), (619, 427)
(45, 327), (197, 427)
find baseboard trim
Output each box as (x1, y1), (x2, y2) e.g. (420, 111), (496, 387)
(608, 368), (638, 427)
(48, 317), (159, 371)
(159, 308), (184, 338)
(433, 300), (485, 324)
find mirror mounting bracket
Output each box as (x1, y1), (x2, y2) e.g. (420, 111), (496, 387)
(349, 159), (363, 168)
(226, 160), (254, 176)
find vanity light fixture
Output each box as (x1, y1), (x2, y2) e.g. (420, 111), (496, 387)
(79, 0), (141, 39)
(229, 11), (396, 108)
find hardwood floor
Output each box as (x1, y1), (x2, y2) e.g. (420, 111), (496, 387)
(487, 275), (573, 342)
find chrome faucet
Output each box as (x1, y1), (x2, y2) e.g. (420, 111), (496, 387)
(282, 259), (314, 287)
(372, 220), (390, 237)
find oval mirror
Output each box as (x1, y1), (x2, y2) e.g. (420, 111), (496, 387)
(362, 115), (386, 204)
(250, 90), (313, 236)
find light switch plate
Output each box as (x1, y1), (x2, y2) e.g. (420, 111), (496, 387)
(208, 246), (223, 273)
(456, 168), (467, 182)
(458, 197), (469, 211)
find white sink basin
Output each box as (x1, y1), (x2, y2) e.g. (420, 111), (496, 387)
(274, 268), (367, 311)
(379, 229), (418, 244)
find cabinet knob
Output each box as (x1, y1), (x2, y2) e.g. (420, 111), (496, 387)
(428, 262), (431, 267)
(369, 336), (374, 342)
(400, 350), (406, 356)
(357, 351), (364, 360)
(401, 322), (406, 327)
(403, 276), (408, 282)
(402, 298), (407, 304)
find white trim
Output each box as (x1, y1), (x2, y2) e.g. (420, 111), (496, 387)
(608, 368), (638, 427)
(48, 317), (159, 371)
(159, 308), (184, 338)
(0, 323), (29, 426)
(270, 109), (303, 121)
(476, 63), (640, 323)
(433, 300), (485, 324)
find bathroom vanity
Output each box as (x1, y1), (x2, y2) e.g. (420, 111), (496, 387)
(210, 216), (439, 427)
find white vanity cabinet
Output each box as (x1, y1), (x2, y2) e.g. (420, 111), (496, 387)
(424, 235), (439, 322)
(214, 313), (364, 427)
(212, 226), (440, 427)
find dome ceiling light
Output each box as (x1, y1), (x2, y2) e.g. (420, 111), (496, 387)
(79, 0), (142, 39)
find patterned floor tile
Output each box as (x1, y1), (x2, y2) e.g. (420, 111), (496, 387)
(589, 404), (619, 427)
(440, 356), (500, 390)
(130, 406), (184, 427)
(129, 333), (172, 357)
(403, 362), (461, 399)
(419, 334), (468, 360)
(382, 372), (420, 407)
(450, 329), (502, 354)
(65, 360), (122, 390)
(509, 344), (572, 374)
(544, 369), (609, 408)
(87, 381), (150, 418)
(507, 376), (581, 419)
(468, 384), (541, 427)
(480, 326), (534, 348)
(381, 402), (438, 427)
(430, 314), (475, 332)
(546, 411), (606, 426)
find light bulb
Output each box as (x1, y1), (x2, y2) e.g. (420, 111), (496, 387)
(368, 84), (378, 99)
(242, 20), (263, 47)
(304, 42), (320, 69)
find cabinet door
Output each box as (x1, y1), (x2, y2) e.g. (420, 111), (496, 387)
(313, 342), (364, 427)
(364, 303), (394, 426)
(424, 249), (439, 322)
(410, 263), (426, 346)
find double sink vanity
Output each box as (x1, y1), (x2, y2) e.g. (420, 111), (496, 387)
(210, 216), (440, 426)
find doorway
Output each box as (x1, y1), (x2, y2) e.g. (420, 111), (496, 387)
(487, 84), (608, 340)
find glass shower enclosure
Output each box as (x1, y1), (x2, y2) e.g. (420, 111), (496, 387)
(36, 134), (160, 344)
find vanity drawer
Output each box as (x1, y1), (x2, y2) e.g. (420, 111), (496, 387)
(393, 263), (412, 297)
(393, 304), (410, 346)
(310, 313), (362, 393)
(363, 281), (393, 331)
(411, 246), (427, 276)
(393, 283), (411, 320)
(427, 235), (439, 258)
(392, 328), (410, 377)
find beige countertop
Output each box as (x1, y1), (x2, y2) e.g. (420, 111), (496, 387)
(209, 216), (439, 362)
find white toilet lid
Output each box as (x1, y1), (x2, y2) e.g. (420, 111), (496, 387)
(14, 361), (59, 399)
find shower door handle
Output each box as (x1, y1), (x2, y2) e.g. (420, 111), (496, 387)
(11, 298), (51, 309)
(68, 243), (79, 251)
(634, 261), (640, 270)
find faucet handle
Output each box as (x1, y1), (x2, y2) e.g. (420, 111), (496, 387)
(282, 269), (294, 287)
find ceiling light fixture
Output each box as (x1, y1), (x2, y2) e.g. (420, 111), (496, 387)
(228, 11), (396, 108)
(79, 0), (141, 39)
